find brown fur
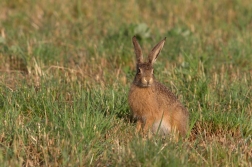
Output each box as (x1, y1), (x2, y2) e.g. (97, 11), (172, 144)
(128, 36), (189, 136)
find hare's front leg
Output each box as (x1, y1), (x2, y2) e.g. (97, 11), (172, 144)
(135, 120), (142, 133)
(143, 117), (155, 134)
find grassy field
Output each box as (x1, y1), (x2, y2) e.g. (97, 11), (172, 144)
(0, 0), (252, 166)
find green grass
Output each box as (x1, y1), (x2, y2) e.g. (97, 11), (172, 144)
(0, 0), (252, 166)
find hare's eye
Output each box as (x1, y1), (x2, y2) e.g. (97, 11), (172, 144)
(152, 69), (154, 74)
(137, 68), (141, 74)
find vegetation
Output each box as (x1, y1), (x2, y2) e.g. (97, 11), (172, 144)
(0, 0), (251, 166)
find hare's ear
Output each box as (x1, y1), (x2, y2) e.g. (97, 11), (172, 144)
(148, 37), (166, 64)
(132, 36), (143, 63)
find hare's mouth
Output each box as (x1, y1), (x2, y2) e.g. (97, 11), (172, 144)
(141, 83), (152, 88)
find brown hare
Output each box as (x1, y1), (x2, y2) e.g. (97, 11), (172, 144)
(128, 36), (189, 136)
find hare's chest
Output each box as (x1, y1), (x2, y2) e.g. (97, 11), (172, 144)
(128, 88), (159, 117)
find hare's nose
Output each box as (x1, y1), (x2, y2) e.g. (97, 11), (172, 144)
(143, 77), (153, 85)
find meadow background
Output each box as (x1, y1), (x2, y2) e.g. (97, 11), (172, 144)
(0, 0), (251, 166)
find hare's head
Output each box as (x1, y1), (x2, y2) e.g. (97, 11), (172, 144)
(132, 36), (166, 88)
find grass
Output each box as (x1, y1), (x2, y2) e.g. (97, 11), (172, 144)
(0, 0), (252, 166)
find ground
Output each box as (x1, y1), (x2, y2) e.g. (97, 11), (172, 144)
(0, 0), (251, 166)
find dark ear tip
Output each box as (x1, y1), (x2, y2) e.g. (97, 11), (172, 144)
(164, 37), (167, 40)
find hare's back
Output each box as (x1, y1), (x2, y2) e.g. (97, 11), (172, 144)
(154, 81), (179, 104)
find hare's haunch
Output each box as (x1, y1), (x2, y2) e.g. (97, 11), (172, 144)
(128, 36), (189, 136)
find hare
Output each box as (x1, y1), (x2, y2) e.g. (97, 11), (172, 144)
(128, 36), (189, 136)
